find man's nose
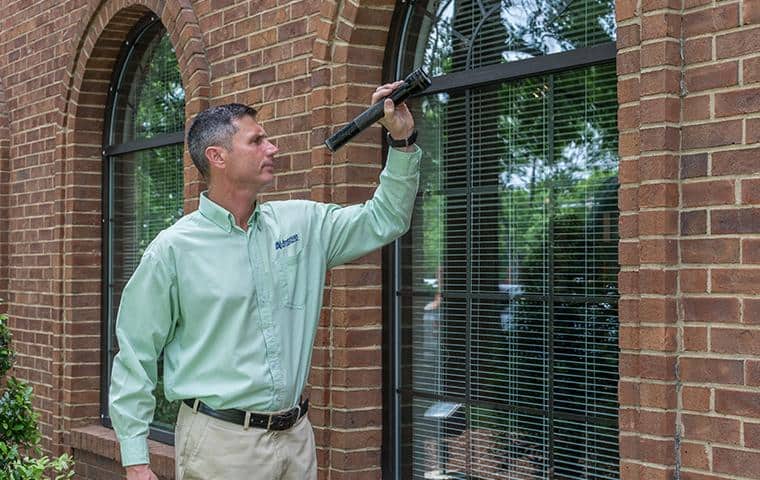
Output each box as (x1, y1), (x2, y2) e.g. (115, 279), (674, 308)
(267, 140), (279, 154)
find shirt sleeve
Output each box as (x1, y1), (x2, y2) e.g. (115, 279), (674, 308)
(108, 246), (179, 467)
(320, 145), (422, 270)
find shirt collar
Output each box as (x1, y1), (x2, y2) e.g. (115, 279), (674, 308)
(199, 192), (260, 232)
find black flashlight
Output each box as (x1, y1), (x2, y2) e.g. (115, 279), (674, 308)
(324, 68), (431, 152)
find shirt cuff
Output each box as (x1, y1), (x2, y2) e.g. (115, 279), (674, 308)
(119, 436), (150, 467)
(385, 144), (422, 177)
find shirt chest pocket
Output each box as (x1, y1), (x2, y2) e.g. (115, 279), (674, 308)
(274, 235), (306, 309)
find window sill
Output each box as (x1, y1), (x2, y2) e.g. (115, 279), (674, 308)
(70, 425), (175, 478)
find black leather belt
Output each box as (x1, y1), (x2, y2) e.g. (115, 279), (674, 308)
(183, 398), (308, 431)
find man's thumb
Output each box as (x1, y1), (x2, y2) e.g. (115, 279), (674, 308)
(384, 98), (394, 119)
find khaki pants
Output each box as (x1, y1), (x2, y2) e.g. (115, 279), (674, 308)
(174, 402), (317, 480)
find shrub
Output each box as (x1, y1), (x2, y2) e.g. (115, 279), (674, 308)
(0, 301), (74, 479)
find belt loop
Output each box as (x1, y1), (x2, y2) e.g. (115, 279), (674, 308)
(243, 411), (251, 431)
(192, 399), (200, 414)
(266, 414), (273, 430)
(296, 405), (301, 420)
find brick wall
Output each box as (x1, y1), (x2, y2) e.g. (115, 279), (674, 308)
(617, 1), (760, 479)
(2, 0), (758, 478)
(0, 0), (396, 478)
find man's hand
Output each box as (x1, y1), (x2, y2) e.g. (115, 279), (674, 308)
(372, 81), (416, 144)
(126, 464), (158, 480)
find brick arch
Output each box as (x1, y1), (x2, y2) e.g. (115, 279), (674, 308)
(61, 0), (210, 204)
(54, 0), (210, 453)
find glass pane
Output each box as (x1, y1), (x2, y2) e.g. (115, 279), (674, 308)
(110, 143), (184, 429)
(399, 61), (619, 479)
(111, 21), (185, 144)
(401, 0), (617, 76)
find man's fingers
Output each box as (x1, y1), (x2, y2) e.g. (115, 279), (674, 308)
(372, 81), (404, 103)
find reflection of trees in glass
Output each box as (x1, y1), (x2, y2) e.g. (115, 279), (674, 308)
(113, 23), (185, 143)
(419, 0), (616, 74)
(411, 53), (619, 480)
(131, 31), (185, 139)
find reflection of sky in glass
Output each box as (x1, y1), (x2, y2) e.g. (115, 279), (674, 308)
(422, 0), (616, 74)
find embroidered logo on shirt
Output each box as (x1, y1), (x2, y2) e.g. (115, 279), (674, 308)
(275, 234), (300, 250)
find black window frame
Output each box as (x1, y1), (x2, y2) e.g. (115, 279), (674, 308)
(382, 2), (619, 478)
(99, 12), (184, 446)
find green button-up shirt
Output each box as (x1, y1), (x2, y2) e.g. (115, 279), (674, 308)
(109, 146), (421, 466)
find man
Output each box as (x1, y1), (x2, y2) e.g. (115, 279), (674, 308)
(109, 81), (421, 480)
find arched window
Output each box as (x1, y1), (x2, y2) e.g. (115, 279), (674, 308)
(101, 14), (185, 443)
(388, 0), (619, 478)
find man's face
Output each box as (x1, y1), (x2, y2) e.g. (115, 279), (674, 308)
(220, 115), (278, 188)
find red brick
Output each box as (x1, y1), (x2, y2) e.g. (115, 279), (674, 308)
(682, 180), (736, 207)
(741, 178), (760, 204)
(712, 147), (760, 176)
(684, 326), (708, 351)
(716, 389), (760, 416)
(712, 328), (760, 354)
(717, 26), (760, 58)
(683, 238), (740, 263)
(641, 238), (677, 263)
(681, 210), (707, 235)
(681, 268), (708, 293)
(750, 118), (760, 144)
(747, 360), (760, 386)
(714, 447), (760, 478)
(745, 57), (760, 85)
(680, 357), (744, 384)
(683, 413), (741, 444)
(639, 269), (677, 294)
(642, 0), (680, 10)
(639, 210), (679, 235)
(618, 104), (640, 130)
(716, 87), (760, 117)
(684, 37), (712, 64)
(682, 386), (711, 412)
(685, 62), (739, 92)
(642, 13), (681, 40)
(619, 241), (640, 266)
(618, 77), (641, 104)
(745, 423), (760, 449)
(684, 3), (739, 37)
(682, 120), (743, 149)
(640, 183), (678, 208)
(683, 297), (741, 322)
(681, 153), (708, 179)
(616, 1), (639, 21)
(680, 441), (710, 470)
(712, 208), (760, 234)
(745, 298), (760, 324)
(640, 155), (679, 181)
(641, 69), (681, 96)
(639, 297), (678, 323)
(617, 24), (641, 50)
(683, 94), (711, 121)
(621, 436), (676, 465)
(641, 40), (681, 68)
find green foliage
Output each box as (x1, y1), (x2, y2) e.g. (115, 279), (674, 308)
(0, 378), (41, 449)
(0, 308), (14, 378)
(0, 301), (74, 479)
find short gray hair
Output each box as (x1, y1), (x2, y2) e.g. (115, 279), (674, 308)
(187, 103), (258, 179)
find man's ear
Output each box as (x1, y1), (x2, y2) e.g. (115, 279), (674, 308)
(205, 145), (225, 171)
